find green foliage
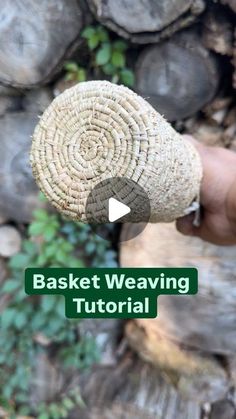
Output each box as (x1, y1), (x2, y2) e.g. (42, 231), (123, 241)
(79, 25), (135, 87)
(0, 196), (117, 416)
(25, 387), (85, 419)
(64, 62), (87, 82)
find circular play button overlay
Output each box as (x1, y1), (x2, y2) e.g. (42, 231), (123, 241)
(85, 177), (150, 242)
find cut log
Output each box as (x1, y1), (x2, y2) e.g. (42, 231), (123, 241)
(120, 222), (236, 401)
(87, 0), (205, 44)
(0, 111), (42, 222)
(29, 348), (202, 418)
(0, 85), (21, 96)
(0, 95), (21, 116)
(0, 87), (52, 222)
(209, 400), (235, 419)
(135, 32), (220, 121)
(22, 88), (53, 114)
(29, 352), (64, 407)
(76, 358), (202, 419)
(190, 98), (236, 148)
(0, 225), (21, 257)
(0, 80), (23, 115)
(187, 120), (225, 147)
(0, 0), (90, 87)
(202, 7), (234, 56)
(220, 0), (236, 13)
(125, 320), (228, 403)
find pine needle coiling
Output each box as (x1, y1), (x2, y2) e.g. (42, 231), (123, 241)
(30, 81), (202, 222)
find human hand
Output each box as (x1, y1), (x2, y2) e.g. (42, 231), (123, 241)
(176, 136), (236, 245)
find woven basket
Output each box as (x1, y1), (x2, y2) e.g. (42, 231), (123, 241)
(30, 80), (202, 222)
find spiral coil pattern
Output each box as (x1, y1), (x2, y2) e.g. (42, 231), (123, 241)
(31, 81), (202, 222)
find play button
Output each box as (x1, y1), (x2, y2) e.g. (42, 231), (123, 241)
(85, 177), (150, 242)
(108, 198), (131, 222)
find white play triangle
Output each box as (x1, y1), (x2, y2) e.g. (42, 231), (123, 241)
(108, 197), (131, 222)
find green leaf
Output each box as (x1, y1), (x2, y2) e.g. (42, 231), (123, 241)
(97, 26), (109, 42)
(64, 73), (75, 82)
(31, 312), (45, 329)
(56, 250), (68, 264)
(22, 239), (37, 255)
(14, 312), (27, 329)
(102, 63), (116, 76)
(43, 224), (57, 241)
(39, 192), (48, 202)
(82, 26), (95, 39)
(96, 44), (111, 66)
(77, 68), (86, 82)
(111, 50), (125, 68)
(64, 61), (78, 73)
(63, 397), (75, 410)
(49, 402), (61, 418)
(113, 40), (127, 51)
(36, 253), (48, 266)
(1, 308), (16, 328)
(41, 296), (55, 313)
(73, 391), (86, 407)
(88, 34), (100, 50)
(28, 221), (46, 236)
(33, 209), (49, 222)
(85, 242), (96, 254)
(9, 253), (30, 269)
(38, 413), (50, 419)
(120, 69), (135, 87)
(14, 288), (27, 303)
(61, 241), (73, 252)
(44, 242), (58, 258)
(1, 279), (20, 293)
(68, 258), (85, 268)
(55, 297), (66, 317)
(45, 317), (63, 334)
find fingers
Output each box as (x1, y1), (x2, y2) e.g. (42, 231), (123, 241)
(176, 216), (214, 244)
(176, 214), (236, 245)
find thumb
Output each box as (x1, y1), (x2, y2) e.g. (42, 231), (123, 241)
(176, 214), (196, 236)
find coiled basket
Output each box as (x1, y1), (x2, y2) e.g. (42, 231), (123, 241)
(30, 81), (202, 222)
